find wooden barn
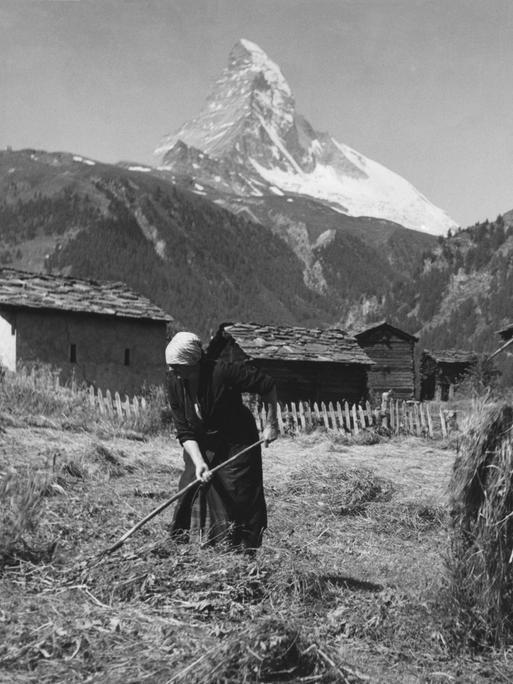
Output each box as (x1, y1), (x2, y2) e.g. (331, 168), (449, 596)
(0, 268), (172, 394)
(353, 320), (418, 400)
(420, 349), (478, 401)
(207, 322), (374, 404)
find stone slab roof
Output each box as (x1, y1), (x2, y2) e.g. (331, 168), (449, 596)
(0, 268), (172, 322)
(423, 349), (478, 364)
(353, 320), (419, 342)
(219, 322), (374, 365)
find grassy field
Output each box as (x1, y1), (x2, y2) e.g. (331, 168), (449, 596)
(1, 389), (513, 682)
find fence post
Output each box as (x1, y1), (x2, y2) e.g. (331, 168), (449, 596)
(290, 401), (300, 434)
(365, 400), (373, 426)
(344, 402), (351, 432)
(351, 403), (359, 435)
(419, 402), (426, 435)
(276, 403), (284, 435)
(389, 399), (395, 431)
(305, 402), (313, 430)
(336, 401), (344, 431)
(440, 409), (448, 439)
(313, 402), (321, 426)
(414, 403), (421, 436)
(358, 404), (366, 429)
(425, 403), (434, 438)
(298, 402), (306, 431)
(320, 402), (330, 430)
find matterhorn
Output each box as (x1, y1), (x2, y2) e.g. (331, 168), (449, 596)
(155, 39), (456, 235)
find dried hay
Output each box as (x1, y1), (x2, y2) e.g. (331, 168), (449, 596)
(287, 465), (394, 516)
(89, 443), (137, 478)
(0, 467), (57, 567)
(448, 402), (513, 648)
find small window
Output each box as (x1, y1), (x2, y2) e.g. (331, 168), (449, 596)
(124, 348), (130, 366)
(70, 344), (77, 363)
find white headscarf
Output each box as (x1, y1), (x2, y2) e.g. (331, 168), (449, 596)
(165, 332), (203, 366)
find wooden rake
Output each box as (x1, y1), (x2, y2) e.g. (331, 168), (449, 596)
(97, 438), (266, 560)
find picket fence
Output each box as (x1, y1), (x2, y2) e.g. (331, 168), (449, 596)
(17, 368), (150, 420)
(251, 399), (456, 440)
(87, 386), (148, 419)
(17, 367), (455, 437)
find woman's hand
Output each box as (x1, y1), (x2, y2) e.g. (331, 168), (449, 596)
(195, 461), (212, 482)
(182, 440), (212, 483)
(262, 422), (279, 447)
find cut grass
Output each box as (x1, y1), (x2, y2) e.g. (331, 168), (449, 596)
(1, 420), (513, 682)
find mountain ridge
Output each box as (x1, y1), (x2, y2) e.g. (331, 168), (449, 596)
(155, 39), (457, 235)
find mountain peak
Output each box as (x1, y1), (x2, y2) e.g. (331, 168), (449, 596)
(227, 39), (291, 95)
(155, 41), (457, 235)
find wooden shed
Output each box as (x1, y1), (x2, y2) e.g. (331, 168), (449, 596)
(0, 268), (173, 394)
(353, 320), (418, 400)
(207, 322), (374, 404)
(420, 349), (477, 401)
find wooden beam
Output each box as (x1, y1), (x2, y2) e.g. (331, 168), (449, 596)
(489, 336), (513, 360)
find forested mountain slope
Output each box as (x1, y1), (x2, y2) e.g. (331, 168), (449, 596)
(0, 149), (336, 336)
(370, 215), (513, 382)
(0, 148), (435, 337)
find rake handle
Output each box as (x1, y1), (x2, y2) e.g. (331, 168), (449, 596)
(100, 438), (266, 557)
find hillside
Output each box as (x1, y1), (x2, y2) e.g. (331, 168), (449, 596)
(0, 148), (435, 337)
(0, 149), (338, 336)
(370, 214), (513, 383)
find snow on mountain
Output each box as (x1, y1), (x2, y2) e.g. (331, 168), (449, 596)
(155, 39), (457, 236)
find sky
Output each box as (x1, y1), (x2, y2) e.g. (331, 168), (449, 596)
(1, 0), (512, 227)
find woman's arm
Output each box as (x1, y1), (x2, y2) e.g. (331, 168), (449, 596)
(182, 440), (212, 482)
(167, 373), (211, 480)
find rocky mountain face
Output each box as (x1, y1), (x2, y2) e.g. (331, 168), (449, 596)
(155, 39), (457, 236)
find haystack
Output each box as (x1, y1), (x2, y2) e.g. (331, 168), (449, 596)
(449, 403), (513, 647)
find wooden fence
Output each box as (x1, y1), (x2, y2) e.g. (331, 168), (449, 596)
(17, 368), (150, 420)
(87, 386), (148, 419)
(16, 367), (456, 437)
(251, 399), (457, 439)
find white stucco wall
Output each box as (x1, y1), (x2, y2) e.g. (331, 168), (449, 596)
(0, 313), (16, 370)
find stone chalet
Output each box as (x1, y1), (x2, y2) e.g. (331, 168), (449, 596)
(0, 268), (173, 394)
(207, 322), (374, 404)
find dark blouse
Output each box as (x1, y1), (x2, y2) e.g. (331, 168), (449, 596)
(167, 358), (275, 446)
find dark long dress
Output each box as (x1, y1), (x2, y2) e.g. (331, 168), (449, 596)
(167, 358), (275, 549)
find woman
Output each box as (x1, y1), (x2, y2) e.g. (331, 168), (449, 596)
(166, 331), (279, 551)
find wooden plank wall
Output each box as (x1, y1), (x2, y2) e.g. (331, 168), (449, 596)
(359, 338), (415, 399)
(253, 359), (369, 405)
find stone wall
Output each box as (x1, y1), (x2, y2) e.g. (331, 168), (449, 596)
(12, 308), (167, 394)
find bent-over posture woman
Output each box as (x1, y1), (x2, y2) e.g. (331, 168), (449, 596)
(166, 332), (278, 550)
